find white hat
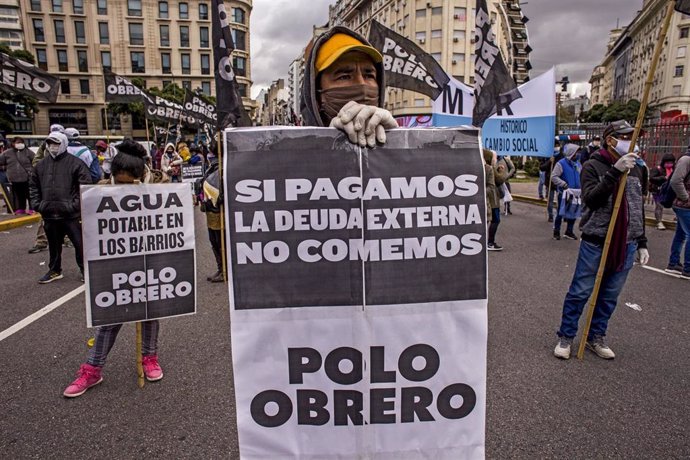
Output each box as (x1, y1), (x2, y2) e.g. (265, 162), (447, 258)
(49, 124), (65, 133)
(64, 127), (80, 139)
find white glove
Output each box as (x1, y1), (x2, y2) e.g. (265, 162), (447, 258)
(614, 153), (638, 172)
(330, 101), (398, 148)
(636, 248), (649, 265)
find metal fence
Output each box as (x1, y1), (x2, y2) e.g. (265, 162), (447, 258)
(559, 121), (690, 167)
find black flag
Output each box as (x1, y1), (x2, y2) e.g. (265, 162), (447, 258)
(368, 20), (449, 99)
(212, 0), (249, 129)
(103, 69), (152, 104)
(472, 0), (522, 128)
(675, 0), (690, 14)
(143, 92), (198, 126)
(0, 52), (59, 103)
(183, 90), (217, 127)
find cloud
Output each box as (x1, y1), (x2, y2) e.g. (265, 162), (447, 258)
(249, 0), (643, 98)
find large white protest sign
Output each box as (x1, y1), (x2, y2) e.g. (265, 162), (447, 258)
(225, 127), (488, 459)
(432, 68), (556, 157)
(81, 183), (196, 328)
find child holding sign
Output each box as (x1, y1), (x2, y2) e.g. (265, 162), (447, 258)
(64, 140), (169, 398)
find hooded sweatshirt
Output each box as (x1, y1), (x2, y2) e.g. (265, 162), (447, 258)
(160, 143), (183, 175)
(300, 26), (386, 127)
(649, 153), (676, 193)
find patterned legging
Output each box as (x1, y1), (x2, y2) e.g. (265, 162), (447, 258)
(87, 321), (160, 367)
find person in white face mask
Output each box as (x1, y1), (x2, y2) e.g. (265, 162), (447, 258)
(0, 136), (34, 214)
(29, 132), (92, 284)
(553, 120), (649, 361)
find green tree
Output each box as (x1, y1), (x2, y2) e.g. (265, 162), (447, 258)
(581, 99), (643, 123)
(0, 45), (40, 133)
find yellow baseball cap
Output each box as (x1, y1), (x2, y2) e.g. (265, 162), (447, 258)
(316, 33), (383, 73)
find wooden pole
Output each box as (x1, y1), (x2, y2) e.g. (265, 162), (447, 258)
(217, 130), (228, 282)
(576, 0), (675, 360)
(1, 183), (14, 214)
(136, 322), (144, 388)
(144, 117), (151, 146)
(163, 122), (171, 147)
(103, 102), (110, 143)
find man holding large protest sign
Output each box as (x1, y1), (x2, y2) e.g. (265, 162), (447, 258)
(300, 26), (398, 146)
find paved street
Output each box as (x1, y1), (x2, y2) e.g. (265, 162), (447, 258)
(0, 202), (688, 458)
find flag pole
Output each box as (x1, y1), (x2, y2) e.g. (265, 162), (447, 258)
(576, 0), (675, 360)
(217, 129), (228, 282)
(103, 102), (110, 143)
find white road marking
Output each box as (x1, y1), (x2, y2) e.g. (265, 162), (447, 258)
(641, 264), (683, 278)
(0, 285), (85, 342)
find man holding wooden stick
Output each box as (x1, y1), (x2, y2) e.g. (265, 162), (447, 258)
(554, 120), (650, 360)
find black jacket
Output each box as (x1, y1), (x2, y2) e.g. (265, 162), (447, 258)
(540, 153), (563, 182)
(648, 153), (676, 193)
(30, 152), (91, 220)
(579, 151), (648, 249)
(300, 26), (386, 127)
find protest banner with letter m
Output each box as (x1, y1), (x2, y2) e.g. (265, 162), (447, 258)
(224, 127), (488, 459)
(81, 183), (197, 328)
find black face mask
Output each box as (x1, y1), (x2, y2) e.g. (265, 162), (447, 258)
(318, 84), (379, 121)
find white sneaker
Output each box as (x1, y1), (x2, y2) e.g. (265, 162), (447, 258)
(554, 337), (573, 359)
(656, 222), (666, 230)
(586, 335), (615, 359)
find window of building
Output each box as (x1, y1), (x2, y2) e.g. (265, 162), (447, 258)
(74, 20), (85, 44)
(158, 1), (168, 18)
(238, 84), (247, 98)
(77, 49), (87, 72)
(415, 31), (426, 41)
(415, 9), (426, 18)
(129, 23), (144, 45)
(454, 7), (466, 21)
(201, 53), (210, 74)
(431, 52), (441, 63)
(162, 80), (171, 88)
(672, 85), (682, 96)
(182, 80), (191, 90)
(101, 51), (111, 71)
(73, 0), (84, 14)
(130, 51), (145, 73)
(201, 81), (211, 95)
(179, 2), (188, 19)
(231, 28), (246, 50)
(675, 65), (684, 77)
(453, 30), (465, 40)
(680, 27), (689, 39)
(414, 98), (425, 107)
(97, 0), (107, 15)
(161, 52), (171, 73)
(52, 0), (63, 13)
(678, 46), (687, 58)
(33, 19), (45, 42)
(36, 48), (48, 70)
(179, 25), (189, 47)
(181, 53), (190, 74)
(233, 7), (245, 24)
(233, 56), (246, 76)
(60, 78), (70, 94)
(127, 0), (142, 16)
(30, 0), (41, 12)
(160, 25), (170, 46)
(431, 7), (442, 15)
(79, 79), (90, 95)
(431, 29), (442, 39)
(199, 3), (209, 20)
(54, 20), (65, 43)
(99, 22), (109, 44)
(199, 26), (209, 47)
(57, 49), (68, 71)
(453, 53), (465, 63)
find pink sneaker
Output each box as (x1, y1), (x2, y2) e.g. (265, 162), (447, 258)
(14, 209), (25, 215)
(63, 363), (103, 398)
(26, 210), (36, 215)
(142, 355), (164, 382)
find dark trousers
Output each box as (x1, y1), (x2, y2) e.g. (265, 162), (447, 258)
(12, 181), (29, 211)
(208, 228), (223, 271)
(488, 208), (501, 244)
(45, 218), (83, 273)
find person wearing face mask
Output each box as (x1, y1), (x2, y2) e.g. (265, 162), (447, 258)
(540, 141), (564, 222)
(550, 143), (582, 241)
(0, 136), (34, 215)
(30, 132), (91, 284)
(580, 135), (601, 164)
(300, 27), (398, 147)
(649, 153), (676, 230)
(160, 143), (183, 182)
(553, 120), (649, 360)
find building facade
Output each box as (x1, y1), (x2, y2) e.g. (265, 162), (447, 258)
(0, 0), (23, 50)
(287, 55), (302, 121)
(326, 0), (531, 116)
(589, 0), (690, 118)
(19, 0), (255, 136)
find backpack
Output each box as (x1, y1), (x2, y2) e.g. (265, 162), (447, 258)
(660, 154), (690, 208)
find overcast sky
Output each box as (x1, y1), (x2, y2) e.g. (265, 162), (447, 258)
(249, 0), (642, 98)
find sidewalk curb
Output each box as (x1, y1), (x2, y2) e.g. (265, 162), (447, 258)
(0, 214), (40, 232)
(512, 194), (676, 231)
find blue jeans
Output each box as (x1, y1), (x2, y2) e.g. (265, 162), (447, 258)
(558, 240), (637, 339)
(547, 187), (557, 219)
(554, 192), (575, 233)
(669, 207), (690, 272)
(538, 171), (546, 198)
